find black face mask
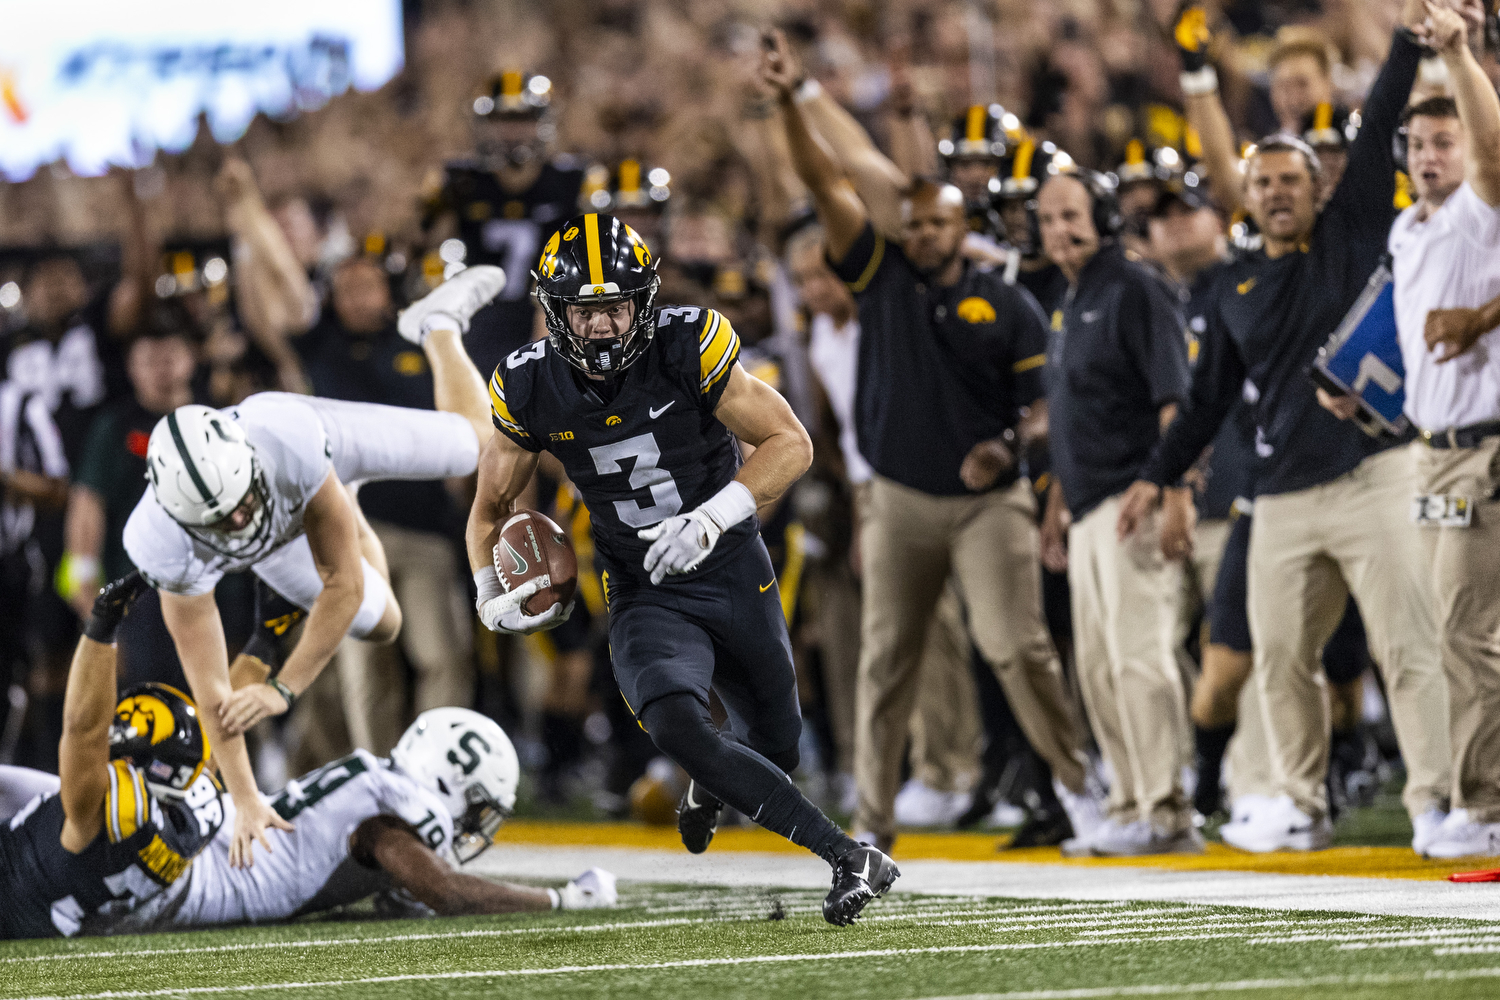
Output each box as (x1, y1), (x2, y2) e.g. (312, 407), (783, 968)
(477, 137), (544, 172)
(567, 331), (631, 379)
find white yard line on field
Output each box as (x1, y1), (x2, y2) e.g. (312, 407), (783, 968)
(2, 900), (1140, 965)
(469, 845), (1500, 920)
(20, 949), (1500, 1000)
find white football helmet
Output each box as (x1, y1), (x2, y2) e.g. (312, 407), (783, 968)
(145, 405), (274, 558)
(392, 708), (519, 862)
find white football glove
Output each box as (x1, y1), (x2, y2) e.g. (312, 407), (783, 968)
(555, 867), (618, 910)
(637, 510), (722, 585)
(475, 576), (571, 635)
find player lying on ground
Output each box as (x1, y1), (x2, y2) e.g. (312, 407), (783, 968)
(124, 267), (507, 867)
(463, 212), (899, 926)
(89, 703), (614, 932)
(0, 574), (225, 940)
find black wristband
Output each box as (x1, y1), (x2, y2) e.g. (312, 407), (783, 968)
(267, 678), (297, 710)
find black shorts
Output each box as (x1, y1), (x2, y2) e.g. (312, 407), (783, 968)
(605, 537), (801, 755)
(1208, 512), (1252, 654)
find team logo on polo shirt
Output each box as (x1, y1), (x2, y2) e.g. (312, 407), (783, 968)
(956, 297), (996, 324)
(1237, 277), (1257, 295)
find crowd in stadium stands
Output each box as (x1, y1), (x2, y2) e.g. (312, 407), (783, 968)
(4, 0), (1500, 862)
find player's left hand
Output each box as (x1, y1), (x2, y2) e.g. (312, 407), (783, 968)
(959, 438), (1016, 492)
(220, 683), (290, 736)
(638, 510), (723, 585)
(1116, 479), (1162, 540)
(557, 868), (618, 909)
(1160, 487), (1197, 562)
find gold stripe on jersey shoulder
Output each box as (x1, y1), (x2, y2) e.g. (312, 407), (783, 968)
(1012, 353), (1046, 373)
(106, 759), (145, 843)
(488, 370), (529, 437)
(698, 310), (739, 392)
(585, 214), (604, 285)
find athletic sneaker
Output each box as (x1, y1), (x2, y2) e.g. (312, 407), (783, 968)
(1056, 781), (1107, 844)
(676, 781), (723, 854)
(1228, 793), (1276, 826)
(1219, 794), (1332, 853)
(823, 845), (900, 926)
(397, 264), (508, 342)
(1089, 819), (1204, 857)
(1411, 807), (1448, 856)
(1422, 809), (1500, 859)
(893, 778), (969, 827)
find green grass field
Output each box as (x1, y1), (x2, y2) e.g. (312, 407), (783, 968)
(10, 883), (1500, 1000)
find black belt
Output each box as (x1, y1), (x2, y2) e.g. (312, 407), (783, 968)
(1419, 420), (1500, 449)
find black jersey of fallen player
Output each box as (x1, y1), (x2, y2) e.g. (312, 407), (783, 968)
(489, 306), (752, 585)
(0, 763), (222, 939)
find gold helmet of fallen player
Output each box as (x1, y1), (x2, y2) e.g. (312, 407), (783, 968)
(109, 683), (210, 800)
(532, 213), (661, 380)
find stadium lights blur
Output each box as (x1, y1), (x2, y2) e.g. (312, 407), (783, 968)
(0, 282), (19, 309)
(439, 238), (468, 264)
(202, 257), (228, 285)
(474, 96), (496, 116)
(648, 168), (670, 187)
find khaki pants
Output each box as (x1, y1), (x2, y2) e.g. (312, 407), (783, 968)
(337, 521), (474, 755)
(854, 475), (1086, 840)
(1069, 495), (1192, 832)
(1174, 517), (1233, 769)
(1248, 446), (1450, 821)
(1418, 437), (1500, 821)
(806, 559), (862, 775)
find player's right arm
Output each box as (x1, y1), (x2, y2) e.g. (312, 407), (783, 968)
(356, 816), (552, 915)
(57, 574), (148, 852)
(159, 590), (292, 867)
(466, 373), (560, 634)
(760, 31), (868, 264)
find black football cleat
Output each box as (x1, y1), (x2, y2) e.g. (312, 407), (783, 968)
(823, 846), (900, 926)
(677, 781), (723, 854)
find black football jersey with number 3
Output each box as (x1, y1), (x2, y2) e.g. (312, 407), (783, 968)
(489, 306), (751, 585)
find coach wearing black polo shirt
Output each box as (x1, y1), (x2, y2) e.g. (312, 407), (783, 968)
(765, 40), (1094, 854)
(1035, 169), (1199, 856)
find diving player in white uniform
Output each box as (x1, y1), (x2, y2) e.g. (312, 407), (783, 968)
(123, 266), (511, 868)
(101, 708), (616, 931)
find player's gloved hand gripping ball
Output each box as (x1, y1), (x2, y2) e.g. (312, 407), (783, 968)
(637, 481), (757, 585)
(475, 510), (577, 634)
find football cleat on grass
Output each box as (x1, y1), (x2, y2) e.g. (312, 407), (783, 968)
(823, 846), (900, 926)
(677, 780), (723, 854)
(397, 264), (508, 343)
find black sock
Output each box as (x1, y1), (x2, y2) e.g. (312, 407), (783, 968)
(641, 694), (859, 865)
(1194, 723), (1234, 804)
(542, 711), (584, 771)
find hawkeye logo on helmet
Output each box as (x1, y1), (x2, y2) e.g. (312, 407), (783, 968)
(593, 285), (605, 294)
(563, 226), (579, 241)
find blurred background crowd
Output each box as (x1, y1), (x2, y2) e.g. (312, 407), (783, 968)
(3, 0), (1493, 837)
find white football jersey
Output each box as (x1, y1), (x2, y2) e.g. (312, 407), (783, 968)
(123, 393), (332, 596)
(107, 750), (454, 930)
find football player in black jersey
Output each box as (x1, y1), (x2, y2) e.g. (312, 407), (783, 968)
(422, 71), (586, 377)
(455, 213), (899, 926)
(0, 573), (223, 939)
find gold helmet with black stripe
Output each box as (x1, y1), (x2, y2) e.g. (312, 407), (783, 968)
(110, 683), (210, 800)
(532, 213), (660, 379)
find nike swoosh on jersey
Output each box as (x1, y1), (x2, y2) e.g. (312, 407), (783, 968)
(759, 580), (775, 593)
(649, 401), (676, 419)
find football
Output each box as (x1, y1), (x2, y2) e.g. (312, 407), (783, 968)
(494, 510), (578, 615)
